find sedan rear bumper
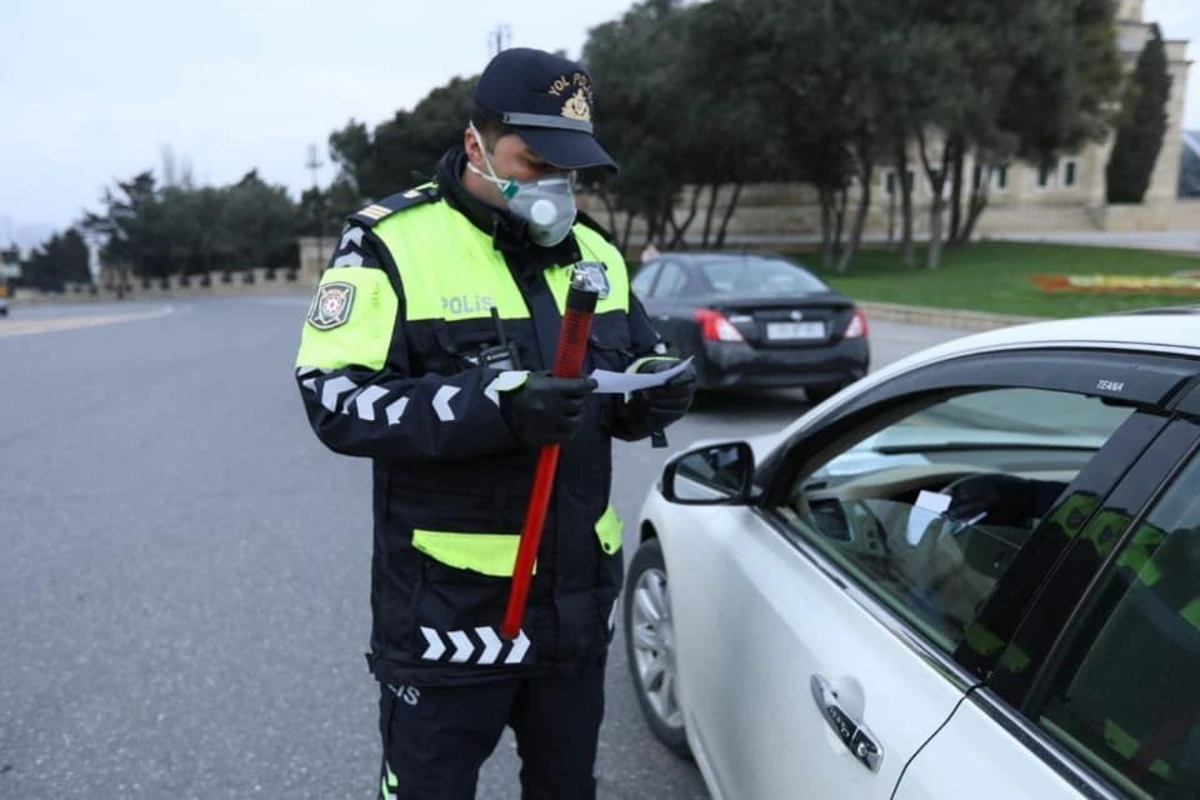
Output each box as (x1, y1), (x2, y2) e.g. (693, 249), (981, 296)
(700, 338), (869, 389)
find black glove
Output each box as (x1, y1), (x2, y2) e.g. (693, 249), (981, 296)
(630, 358), (697, 423)
(499, 371), (599, 447)
(944, 473), (1037, 528)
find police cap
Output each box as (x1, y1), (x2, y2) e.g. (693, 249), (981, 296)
(473, 47), (618, 174)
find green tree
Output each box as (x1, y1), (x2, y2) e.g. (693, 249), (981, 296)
(675, 0), (787, 250)
(706, 0), (867, 268)
(888, 0), (1123, 267)
(582, 0), (696, 251)
(1106, 23), (1172, 203)
(19, 228), (91, 292)
(955, 0), (1122, 245)
(82, 164), (304, 291)
(328, 75), (477, 203)
(328, 120), (374, 196)
(219, 170), (300, 276)
(82, 171), (163, 294)
(298, 178), (360, 239)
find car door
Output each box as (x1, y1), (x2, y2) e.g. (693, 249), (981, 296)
(895, 413), (1200, 800)
(666, 348), (1195, 800)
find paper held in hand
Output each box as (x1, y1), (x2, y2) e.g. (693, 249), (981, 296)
(589, 357), (695, 395)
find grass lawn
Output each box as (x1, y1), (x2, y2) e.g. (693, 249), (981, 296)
(786, 241), (1200, 318)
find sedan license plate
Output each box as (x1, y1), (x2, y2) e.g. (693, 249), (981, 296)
(766, 321), (825, 340)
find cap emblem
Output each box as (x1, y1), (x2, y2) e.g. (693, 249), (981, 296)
(547, 72), (593, 123)
(560, 88), (591, 122)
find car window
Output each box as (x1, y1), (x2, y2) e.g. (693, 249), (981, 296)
(770, 387), (1135, 655)
(652, 262), (688, 298)
(1034, 451), (1200, 800)
(630, 263), (659, 297)
(698, 256), (829, 294)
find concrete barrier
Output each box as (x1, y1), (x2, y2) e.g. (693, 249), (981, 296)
(11, 268), (303, 307)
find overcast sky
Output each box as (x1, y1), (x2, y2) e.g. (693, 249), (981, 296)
(1, 0), (1196, 249)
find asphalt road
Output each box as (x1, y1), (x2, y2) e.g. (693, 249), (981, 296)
(0, 295), (966, 800)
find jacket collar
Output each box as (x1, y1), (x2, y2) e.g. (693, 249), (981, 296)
(436, 147), (582, 266)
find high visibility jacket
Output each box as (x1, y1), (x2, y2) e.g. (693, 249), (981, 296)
(295, 148), (672, 685)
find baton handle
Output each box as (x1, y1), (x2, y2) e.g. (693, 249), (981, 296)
(502, 277), (599, 640)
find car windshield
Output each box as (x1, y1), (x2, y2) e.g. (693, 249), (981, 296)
(695, 257), (829, 295)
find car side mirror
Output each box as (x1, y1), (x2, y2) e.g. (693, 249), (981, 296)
(661, 441), (756, 505)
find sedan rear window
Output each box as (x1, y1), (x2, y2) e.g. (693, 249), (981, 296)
(696, 257), (829, 295)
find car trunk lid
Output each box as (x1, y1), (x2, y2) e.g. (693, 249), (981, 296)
(712, 294), (857, 347)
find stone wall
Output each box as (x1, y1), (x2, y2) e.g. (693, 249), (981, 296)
(577, 189), (1108, 248)
(1104, 200), (1200, 232)
(11, 267), (305, 307)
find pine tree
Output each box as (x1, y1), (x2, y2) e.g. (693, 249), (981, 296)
(1106, 24), (1173, 203)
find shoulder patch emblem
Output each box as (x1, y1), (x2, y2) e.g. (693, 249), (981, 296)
(307, 281), (356, 330)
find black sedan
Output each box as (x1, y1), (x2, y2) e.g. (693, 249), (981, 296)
(630, 252), (870, 400)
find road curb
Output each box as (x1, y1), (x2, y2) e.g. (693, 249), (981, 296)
(859, 301), (1045, 332)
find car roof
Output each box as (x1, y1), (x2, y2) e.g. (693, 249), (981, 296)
(759, 307), (1200, 453)
(650, 251), (803, 263)
(898, 307), (1200, 363)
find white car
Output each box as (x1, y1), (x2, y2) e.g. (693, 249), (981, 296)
(625, 308), (1200, 800)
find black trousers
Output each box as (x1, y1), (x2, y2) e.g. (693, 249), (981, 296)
(376, 660), (607, 800)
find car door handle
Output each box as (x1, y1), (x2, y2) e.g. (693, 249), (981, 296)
(810, 675), (884, 772)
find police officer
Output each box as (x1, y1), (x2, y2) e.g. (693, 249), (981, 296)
(294, 47), (696, 799)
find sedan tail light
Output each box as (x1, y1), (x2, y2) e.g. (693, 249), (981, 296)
(694, 308), (745, 342)
(844, 307), (868, 338)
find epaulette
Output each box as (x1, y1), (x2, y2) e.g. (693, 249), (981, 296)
(348, 183), (440, 228)
(576, 210), (618, 245)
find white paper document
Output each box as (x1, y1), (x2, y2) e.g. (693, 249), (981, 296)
(906, 490), (953, 546)
(590, 357), (695, 394)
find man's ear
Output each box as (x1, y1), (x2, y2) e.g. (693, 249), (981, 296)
(463, 126), (483, 165)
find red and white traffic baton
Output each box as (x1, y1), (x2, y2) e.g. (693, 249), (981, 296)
(501, 270), (600, 640)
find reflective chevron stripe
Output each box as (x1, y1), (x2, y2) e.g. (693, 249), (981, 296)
(296, 366), (329, 395)
(419, 626), (531, 665)
(298, 365), (499, 428)
(331, 227), (366, 268)
(448, 630), (473, 663)
(386, 398), (408, 425)
(353, 386), (389, 421)
(484, 371), (530, 406)
(433, 386), (460, 421)
(321, 376), (357, 412)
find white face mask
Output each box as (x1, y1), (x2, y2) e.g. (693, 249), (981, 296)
(467, 123), (578, 247)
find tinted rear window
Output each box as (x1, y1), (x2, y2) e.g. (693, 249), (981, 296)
(696, 257), (829, 294)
